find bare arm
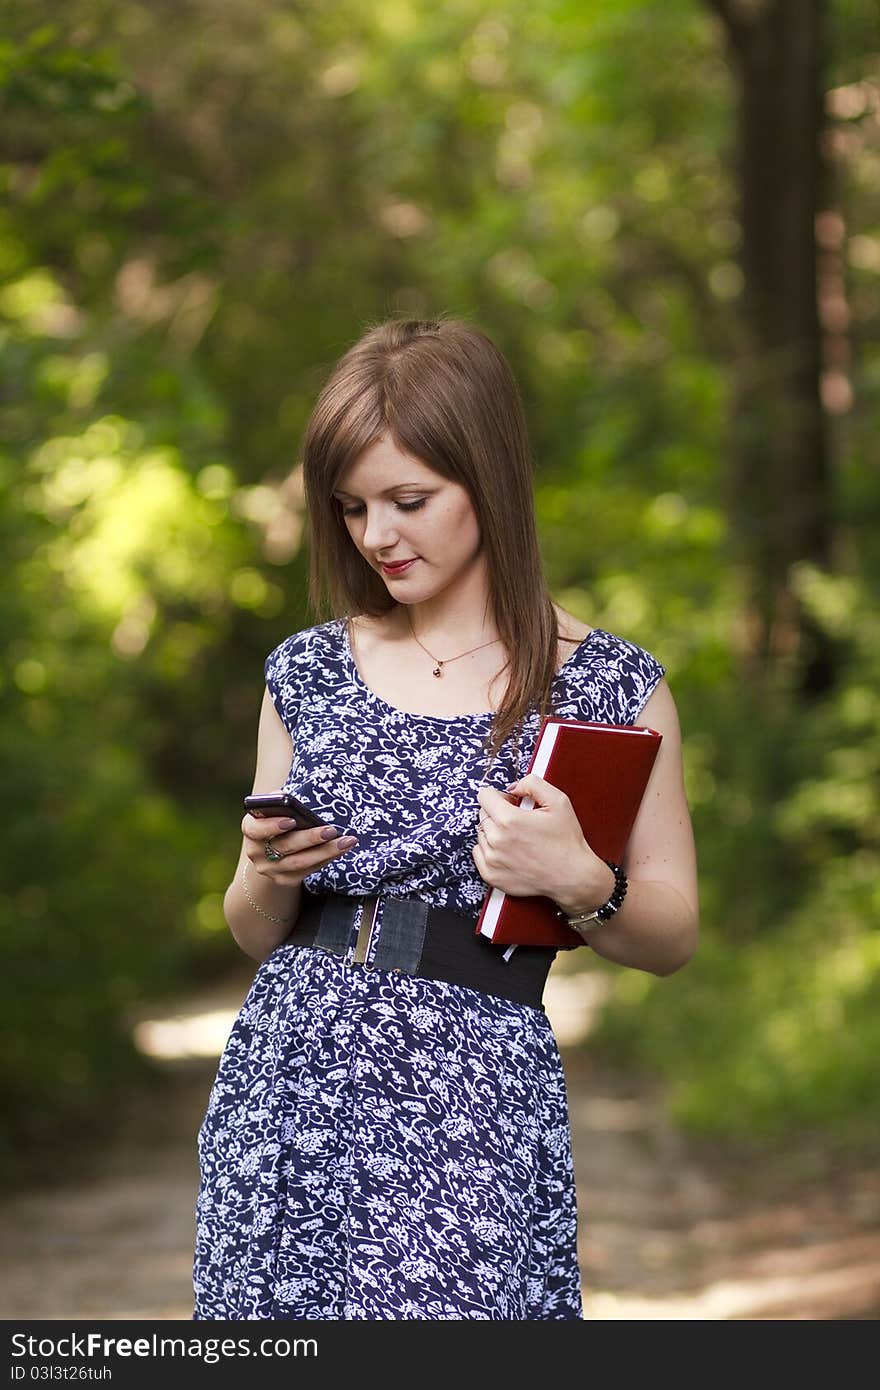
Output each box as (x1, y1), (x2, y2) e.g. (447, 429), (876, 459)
(557, 678), (699, 976)
(223, 687), (357, 964)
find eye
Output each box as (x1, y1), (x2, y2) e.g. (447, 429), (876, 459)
(340, 499), (427, 517)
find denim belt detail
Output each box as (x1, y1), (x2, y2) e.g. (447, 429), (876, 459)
(284, 889), (556, 1010)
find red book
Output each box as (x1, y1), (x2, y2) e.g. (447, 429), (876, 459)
(475, 717), (663, 948)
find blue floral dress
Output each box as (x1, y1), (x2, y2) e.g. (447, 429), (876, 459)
(192, 617), (665, 1320)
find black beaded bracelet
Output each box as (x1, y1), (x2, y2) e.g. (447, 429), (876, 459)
(555, 859), (628, 925)
(595, 860), (628, 921)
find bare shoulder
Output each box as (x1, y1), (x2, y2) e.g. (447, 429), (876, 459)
(552, 603), (593, 645)
(637, 676), (679, 743)
(350, 612), (381, 630)
(348, 610), (406, 656)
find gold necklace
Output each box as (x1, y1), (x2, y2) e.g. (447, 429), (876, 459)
(404, 608), (502, 678)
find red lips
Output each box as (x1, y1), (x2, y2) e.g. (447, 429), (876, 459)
(381, 559), (418, 574)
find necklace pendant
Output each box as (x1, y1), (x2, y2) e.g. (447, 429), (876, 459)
(432, 664), (442, 678)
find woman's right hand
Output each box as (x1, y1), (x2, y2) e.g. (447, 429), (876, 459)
(242, 814), (359, 888)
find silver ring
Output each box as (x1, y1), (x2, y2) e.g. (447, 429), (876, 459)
(264, 840), (284, 862)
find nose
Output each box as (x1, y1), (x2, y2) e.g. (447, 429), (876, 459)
(360, 504), (401, 555)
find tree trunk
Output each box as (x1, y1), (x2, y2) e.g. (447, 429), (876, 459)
(708, 0), (836, 701)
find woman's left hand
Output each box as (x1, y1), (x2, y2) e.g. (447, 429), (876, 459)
(473, 773), (607, 904)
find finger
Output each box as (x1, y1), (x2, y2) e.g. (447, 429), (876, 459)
(477, 786), (516, 818)
(504, 774), (559, 807)
(243, 814), (342, 851)
(273, 823), (348, 857)
(242, 812), (297, 840)
(269, 822), (345, 855)
(475, 820), (496, 858)
(476, 817), (494, 847)
(242, 812), (314, 837)
(261, 833), (359, 875)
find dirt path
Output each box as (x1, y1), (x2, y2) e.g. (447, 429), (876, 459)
(2, 970), (878, 1321)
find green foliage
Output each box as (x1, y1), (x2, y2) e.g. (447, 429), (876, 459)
(0, 0), (877, 1184)
(0, 302), (253, 1181)
(591, 570), (880, 1142)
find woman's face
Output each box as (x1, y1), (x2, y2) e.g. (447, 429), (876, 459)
(333, 433), (483, 600)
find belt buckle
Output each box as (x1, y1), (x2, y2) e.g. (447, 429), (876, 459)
(346, 894), (380, 968)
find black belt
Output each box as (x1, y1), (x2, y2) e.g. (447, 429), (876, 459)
(282, 889), (557, 1010)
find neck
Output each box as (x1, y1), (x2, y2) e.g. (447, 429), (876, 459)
(396, 560), (499, 651)
(401, 601), (498, 654)
(405, 617), (500, 658)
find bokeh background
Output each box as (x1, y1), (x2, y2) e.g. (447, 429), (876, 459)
(2, 0), (878, 1318)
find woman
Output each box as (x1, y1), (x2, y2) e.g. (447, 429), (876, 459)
(193, 317), (698, 1321)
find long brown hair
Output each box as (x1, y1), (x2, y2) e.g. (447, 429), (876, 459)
(301, 315), (570, 769)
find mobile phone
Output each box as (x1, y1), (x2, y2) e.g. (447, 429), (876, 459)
(243, 791), (327, 830)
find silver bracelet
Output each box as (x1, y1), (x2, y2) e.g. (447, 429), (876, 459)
(555, 861), (628, 933)
(241, 859), (296, 926)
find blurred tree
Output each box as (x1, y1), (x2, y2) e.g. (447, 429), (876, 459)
(0, 0), (877, 1176)
(706, 0), (834, 700)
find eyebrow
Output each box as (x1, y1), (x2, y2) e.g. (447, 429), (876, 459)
(332, 482), (434, 499)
